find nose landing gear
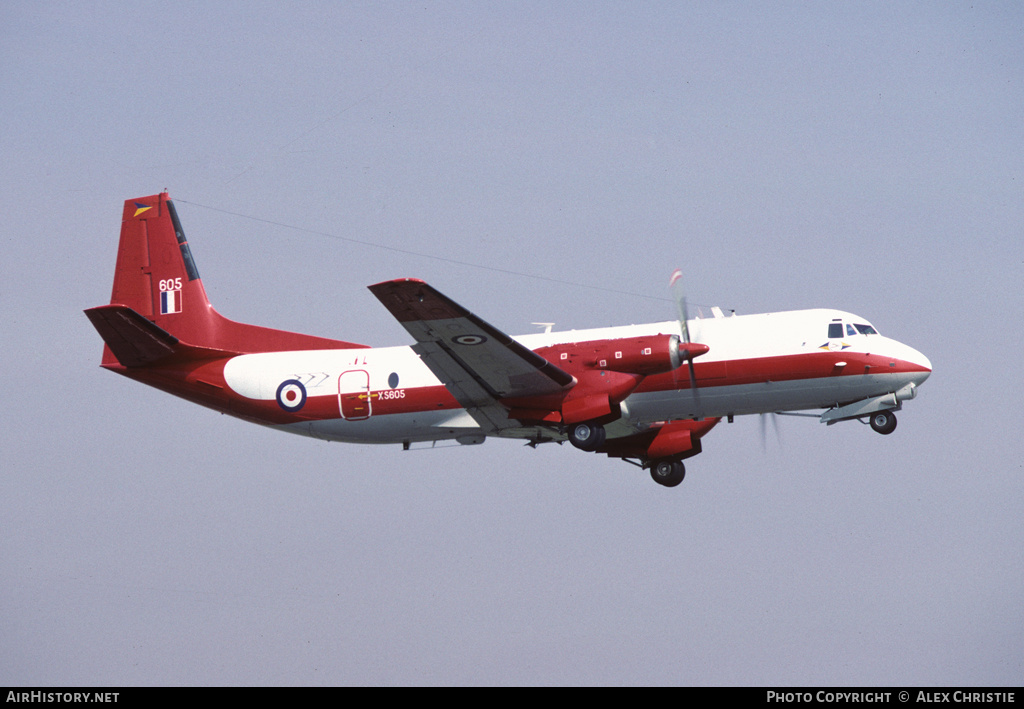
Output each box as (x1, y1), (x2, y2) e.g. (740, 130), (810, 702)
(869, 410), (898, 435)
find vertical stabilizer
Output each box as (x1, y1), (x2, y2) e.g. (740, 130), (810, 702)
(91, 193), (366, 364)
(111, 192), (215, 344)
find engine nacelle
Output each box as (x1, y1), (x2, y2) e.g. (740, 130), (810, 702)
(538, 334), (706, 376)
(597, 418), (721, 461)
(506, 336), (712, 427)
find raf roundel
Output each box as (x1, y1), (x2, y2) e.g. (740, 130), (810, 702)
(453, 334), (487, 346)
(276, 379), (307, 412)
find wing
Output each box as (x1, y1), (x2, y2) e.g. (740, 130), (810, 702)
(368, 279), (575, 432)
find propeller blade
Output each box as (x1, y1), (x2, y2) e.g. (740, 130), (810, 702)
(670, 268), (702, 418)
(669, 268), (690, 344)
(759, 412), (784, 451)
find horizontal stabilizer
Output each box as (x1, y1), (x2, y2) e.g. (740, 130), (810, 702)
(84, 304), (235, 367)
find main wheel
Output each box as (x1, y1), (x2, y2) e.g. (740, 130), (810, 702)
(870, 410), (897, 435)
(567, 422), (606, 452)
(650, 459), (685, 487)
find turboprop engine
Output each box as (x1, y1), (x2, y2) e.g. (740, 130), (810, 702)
(535, 334), (707, 377)
(502, 334), (710, 437)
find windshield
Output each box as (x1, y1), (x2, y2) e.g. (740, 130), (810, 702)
(854, 323), (878, 335)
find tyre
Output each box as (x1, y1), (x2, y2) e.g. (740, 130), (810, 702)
(650, 459), (685, 487)
(870, 410), (897, 435)
(568, 422), (606, 451)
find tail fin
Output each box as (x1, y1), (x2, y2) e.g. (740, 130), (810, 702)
(89, 192), (365, 367)
(108, 193), (215, 343)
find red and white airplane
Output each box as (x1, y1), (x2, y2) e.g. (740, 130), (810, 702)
(86, 193), (932, 487)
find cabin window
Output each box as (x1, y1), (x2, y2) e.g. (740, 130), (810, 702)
(828, 323), (844, 339)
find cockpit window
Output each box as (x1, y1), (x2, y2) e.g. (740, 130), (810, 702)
(828, 323), (844, 339)
(846, 323), (856, 337)
(854, 323), (878, 335)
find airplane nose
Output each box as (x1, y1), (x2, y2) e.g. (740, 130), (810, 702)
(908, 347), (932, 384)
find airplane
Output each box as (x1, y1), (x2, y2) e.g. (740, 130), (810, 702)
(85, 193), (932, 488)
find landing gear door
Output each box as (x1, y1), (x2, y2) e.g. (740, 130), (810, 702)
(339, 370), (371, 420)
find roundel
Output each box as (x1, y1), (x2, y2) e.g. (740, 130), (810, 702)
(453, 334), (487, 346)
(276, 379), (307, 412)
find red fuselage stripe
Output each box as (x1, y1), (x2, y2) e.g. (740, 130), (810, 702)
(111, 348), (926, 426)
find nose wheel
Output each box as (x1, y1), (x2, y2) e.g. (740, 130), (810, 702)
(869, 410), (897, 435)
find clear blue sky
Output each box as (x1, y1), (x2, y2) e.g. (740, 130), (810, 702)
(2, 1), (1022, 685)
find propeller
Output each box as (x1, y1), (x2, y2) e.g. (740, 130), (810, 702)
(669, 268), (702, 419)
(759, 412), (783, 451)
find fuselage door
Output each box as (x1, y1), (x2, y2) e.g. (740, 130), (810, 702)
(339, 370), (372, 420)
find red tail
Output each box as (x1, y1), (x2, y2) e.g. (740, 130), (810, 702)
(105, 193), (213, 342)
(87, 192), (365, 368)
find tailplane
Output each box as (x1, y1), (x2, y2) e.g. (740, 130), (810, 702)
(87, 192), (365, 368)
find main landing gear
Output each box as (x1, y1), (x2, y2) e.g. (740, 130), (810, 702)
(869, 410), (898, 435)
(567, 422), (606, 452)
(565, 420), (692, 487)
(649, 459), (686, 488)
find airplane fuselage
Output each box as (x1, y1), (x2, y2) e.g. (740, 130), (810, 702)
(120, 308), (930, 448)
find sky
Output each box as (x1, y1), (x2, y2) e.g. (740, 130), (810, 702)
(2, 1), (1022, 686)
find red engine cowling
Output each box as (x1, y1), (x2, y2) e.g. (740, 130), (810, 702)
(538, 334), (705, 376)
(505, 336), (710, 427)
